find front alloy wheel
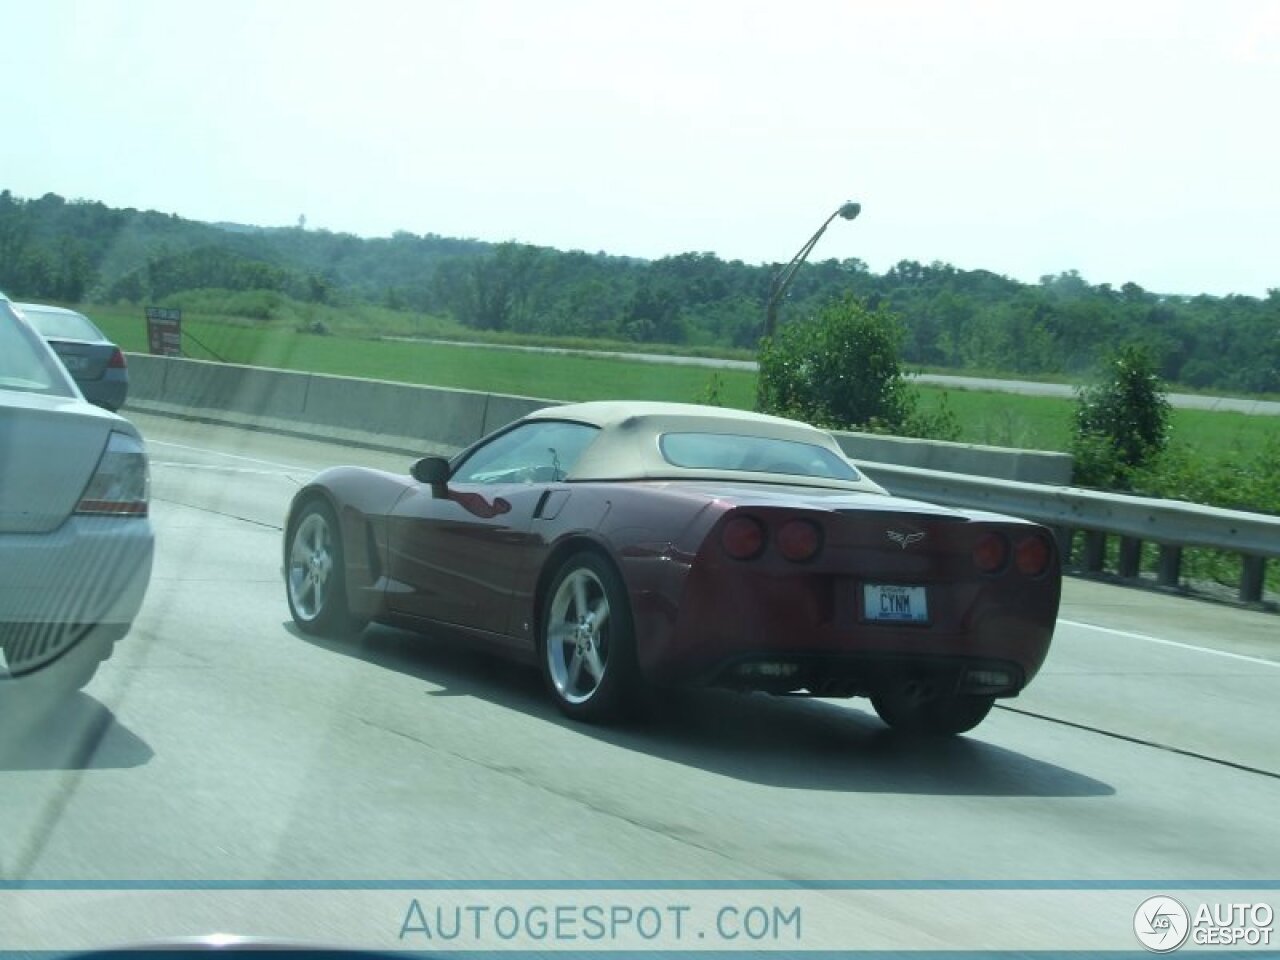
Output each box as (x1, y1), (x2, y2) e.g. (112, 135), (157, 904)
(286, 500), (363, 636)
(541, 552), (637, 722)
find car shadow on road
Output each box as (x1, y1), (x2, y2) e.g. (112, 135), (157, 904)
(0, 693), (153, 771)
(288, 622), (1113, 799)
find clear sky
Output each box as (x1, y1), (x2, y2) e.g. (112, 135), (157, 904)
(4, 0), (1277, 296)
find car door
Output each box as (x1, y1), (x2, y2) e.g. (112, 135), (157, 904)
(385, 419), (599, 637)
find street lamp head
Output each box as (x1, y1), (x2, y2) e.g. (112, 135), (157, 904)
(760, 198), (864, 344)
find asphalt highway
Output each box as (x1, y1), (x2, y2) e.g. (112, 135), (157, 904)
(3, 411), (1278, 890)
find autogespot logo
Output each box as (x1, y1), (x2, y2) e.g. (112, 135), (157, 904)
(1134, 896), (1191, 953)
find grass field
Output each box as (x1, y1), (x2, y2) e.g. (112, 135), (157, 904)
(92, 309), (761, 408)
(913, 386), (1276, 462)
(89, 305), (1276, 460)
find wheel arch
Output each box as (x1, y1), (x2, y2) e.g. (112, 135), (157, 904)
(283, 484), (344, 572)
(294, 484), (395, 621)
(531, 534), (626, 646)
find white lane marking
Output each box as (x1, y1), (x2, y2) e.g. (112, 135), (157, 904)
(147, 439), (310, 472)
(151, 461), (298, 477)
(1059, 618), (1280, 668)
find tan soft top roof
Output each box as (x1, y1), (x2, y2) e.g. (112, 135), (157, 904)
(523, 401), (887, 494)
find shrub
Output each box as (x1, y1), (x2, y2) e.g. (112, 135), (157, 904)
(760, 297), (900, 426)
(1071, 344), (1171, 487)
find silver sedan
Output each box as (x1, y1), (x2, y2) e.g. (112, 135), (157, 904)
(0, 294), (153, 707)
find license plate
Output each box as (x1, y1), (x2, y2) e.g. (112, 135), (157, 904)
(863, 584), (928, 623)
(57, 354), (89, 372)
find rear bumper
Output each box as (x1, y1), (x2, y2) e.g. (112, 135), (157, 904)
(78, 371), (128, 412)
(0, 514), (154, 626)
(707, 651), (1029, 698)
(630, 560), (1059, 693)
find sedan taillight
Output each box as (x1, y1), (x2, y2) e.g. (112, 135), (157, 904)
(75, 431), (150, 517)
(107, 347), (127, 369)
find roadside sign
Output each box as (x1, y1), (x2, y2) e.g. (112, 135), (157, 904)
(146, 306), (182, 356)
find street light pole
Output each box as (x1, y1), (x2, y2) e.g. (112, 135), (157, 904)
(762, 201), (861, 341)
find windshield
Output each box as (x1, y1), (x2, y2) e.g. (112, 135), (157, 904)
(0, 300), (78, 396)
(660, 431), (861, 481)
(2, 4), (1278, 957)
(17, 304), (104, 341)
(453, 420), (599, 483)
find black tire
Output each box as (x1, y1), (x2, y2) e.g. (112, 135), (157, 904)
(539, 551), (639, 723)
(871, 688), (995, 736)
(285, 499), (366, 637)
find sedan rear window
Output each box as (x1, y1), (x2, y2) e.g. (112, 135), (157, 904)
(0, 302), (78, 396)
(659, 432), (861, 481)
(17, 305), (105, 341)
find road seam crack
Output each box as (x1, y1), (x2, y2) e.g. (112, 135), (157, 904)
(995, 704), (1280, 780)
(351, 714), (784, 877)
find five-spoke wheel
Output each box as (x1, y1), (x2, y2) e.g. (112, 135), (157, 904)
(541, 552), (636, 722)
(286, 500), (364, 636)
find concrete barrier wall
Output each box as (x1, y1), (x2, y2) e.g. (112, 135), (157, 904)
(124, 354), (1070, 482)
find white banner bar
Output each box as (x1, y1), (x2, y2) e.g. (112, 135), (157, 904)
(0, 888), (1276, 953)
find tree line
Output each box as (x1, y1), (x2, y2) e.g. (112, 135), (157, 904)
(2, 189), (1276, 393)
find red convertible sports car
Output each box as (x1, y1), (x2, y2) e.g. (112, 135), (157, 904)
(284, 402), (1060, 735)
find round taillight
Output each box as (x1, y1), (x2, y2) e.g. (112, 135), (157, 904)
(722, 515), (766, 560)
(777, 519), (822, 562)
(1015, 534), (1051, 577)
(973, 531), (1009, 574)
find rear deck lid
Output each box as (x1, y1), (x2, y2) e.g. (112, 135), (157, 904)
(0, 392), (122, 532)
(45, 339), (115, 380)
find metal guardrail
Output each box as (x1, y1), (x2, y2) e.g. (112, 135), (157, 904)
(860, 463), (1279, 603)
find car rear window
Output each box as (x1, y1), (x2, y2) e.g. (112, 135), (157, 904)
(0, 301), (78, 397)
(659, 432), (861, 481)
(17, 305), (104, 341)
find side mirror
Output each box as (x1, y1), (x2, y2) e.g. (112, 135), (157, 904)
(411, 456), (451, 496)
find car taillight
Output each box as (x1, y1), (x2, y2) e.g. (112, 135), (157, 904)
(75, 431), (150, 517)
(108, 348), (127, 368)
(1015, 534), (1051, 576)
(777, 519), (822, 562)
(972, 531), (1009, 574)
(722, 515), (766, 561)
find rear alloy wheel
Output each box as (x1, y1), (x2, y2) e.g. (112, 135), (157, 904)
(871, 686), (995, 736)
(540, 552), (637, 723)
(286, 500), (365, 637)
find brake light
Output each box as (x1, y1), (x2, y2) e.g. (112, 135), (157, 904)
(108, 348), (127, 369)
(972, 531), (1009, 574)
(722, 515), (766, 560)
(777, 519), (822, 562)
(75, 431), (150, 517)
(1015, 534), (1051, 577)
